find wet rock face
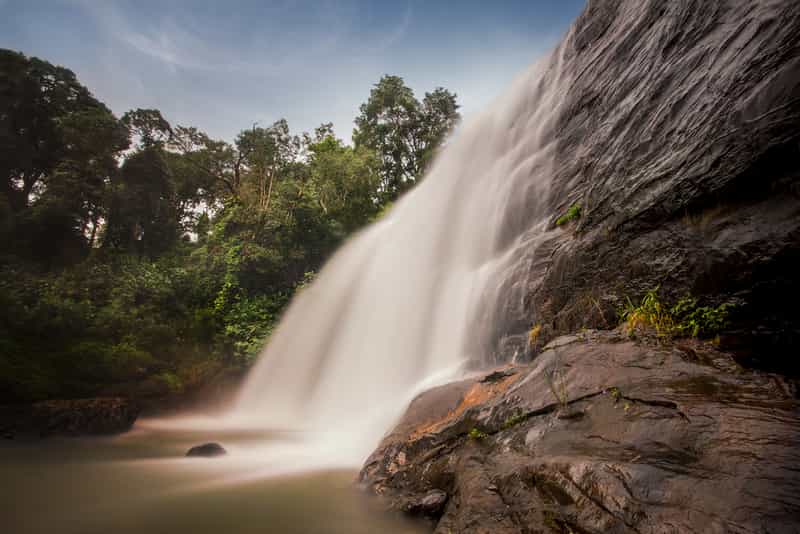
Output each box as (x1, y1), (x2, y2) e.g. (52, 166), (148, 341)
(488, 0), (800, 373)
(0, 397), (139, 438)
(360, 332), (800, 533)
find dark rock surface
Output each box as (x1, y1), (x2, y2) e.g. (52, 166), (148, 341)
(479, 0), (800, 373)
(0, 397), (139, 438)
(186, 442), (227, 457)
(360, 332), (800, 532)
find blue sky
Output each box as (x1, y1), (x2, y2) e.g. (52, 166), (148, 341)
(1, 0), (584, 143)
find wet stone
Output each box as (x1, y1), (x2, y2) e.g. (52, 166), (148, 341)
(186, 442), (227, 457)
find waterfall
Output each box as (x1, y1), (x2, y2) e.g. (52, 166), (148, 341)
(230, 42), (570, 465)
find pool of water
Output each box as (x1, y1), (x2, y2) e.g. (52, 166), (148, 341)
(0, 420), (426, 534)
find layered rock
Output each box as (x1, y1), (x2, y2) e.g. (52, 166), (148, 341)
(360, 332), (800, 532)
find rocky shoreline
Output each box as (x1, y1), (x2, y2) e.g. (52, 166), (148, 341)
(359, 331), (800, 533)
(0, 397), (140, 439)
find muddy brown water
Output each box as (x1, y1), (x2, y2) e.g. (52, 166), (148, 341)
(0, 422), (425, 534)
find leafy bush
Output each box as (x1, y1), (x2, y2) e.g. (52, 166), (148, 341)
(621, 289), (734, 339)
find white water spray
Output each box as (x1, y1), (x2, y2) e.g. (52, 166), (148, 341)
(229, 44), (570, 465)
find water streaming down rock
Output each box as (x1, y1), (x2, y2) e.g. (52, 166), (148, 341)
(232, 43), (572, 463)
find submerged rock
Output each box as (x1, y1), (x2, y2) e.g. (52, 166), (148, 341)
(0, 397), (139, 438)
(186, 442), (227, 457)
(360, 332), (800, 532)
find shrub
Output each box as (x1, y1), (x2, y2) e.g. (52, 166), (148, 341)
(621, 289), (733, 339)
(556, 203), (581, 226)
(621, 289), (675, 338)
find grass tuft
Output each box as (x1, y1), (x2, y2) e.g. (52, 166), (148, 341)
(556, 203), (581, 226)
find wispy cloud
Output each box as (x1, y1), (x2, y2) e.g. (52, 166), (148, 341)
(5, 0), (584, 143)
(373, 1), (413, 52)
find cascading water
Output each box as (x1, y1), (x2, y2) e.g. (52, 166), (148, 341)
(229, 41), (571, 466)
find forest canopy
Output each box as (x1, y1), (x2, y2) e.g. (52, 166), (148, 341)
(0, 48), (460, 403)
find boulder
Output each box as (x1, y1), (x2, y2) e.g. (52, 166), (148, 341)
(186, 442), (227, 457)
(360, 332), (800, 533)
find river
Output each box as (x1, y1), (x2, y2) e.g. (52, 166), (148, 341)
(1, 419), (426, 534)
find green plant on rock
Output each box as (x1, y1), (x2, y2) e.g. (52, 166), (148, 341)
(556, 203), (581, 226)
(620, 288), (675, 338)
(468, 427), (489, 440)
(620, 288), (734, 340)
(670, 296), (734, 338)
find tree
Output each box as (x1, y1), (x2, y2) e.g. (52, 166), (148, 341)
(235, 119), (301, 212)
(102, 146), (178, 257)
(307, 132), (381, 232)
(0, 49), (128, 262)
(121, 108), (172, 149)
(353, 75), (460, 201)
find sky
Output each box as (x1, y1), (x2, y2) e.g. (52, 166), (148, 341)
(0, 0), (585, 144)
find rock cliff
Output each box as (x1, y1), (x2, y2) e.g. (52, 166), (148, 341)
(483, 0), (800, 374)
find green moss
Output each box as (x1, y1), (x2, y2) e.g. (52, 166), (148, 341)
(468, 427), (489, 440)
(556, 203), (581, 226)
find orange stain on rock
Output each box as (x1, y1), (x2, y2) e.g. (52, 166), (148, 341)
(409, 369), (521, 440)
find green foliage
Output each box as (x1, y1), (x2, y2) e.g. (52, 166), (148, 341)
(353, 75), (460, 202)
(1, 49), (129, 264)
(620, 289), (675, 338)
(555, 203), (581, 226)
(621, 288), (734, 339)
(468, 428), (489, 440)
(670, 296), (735, 338)
(221, 294), (288, 365)
(156, 371), (184, 394)
(0, 49), (460, 403)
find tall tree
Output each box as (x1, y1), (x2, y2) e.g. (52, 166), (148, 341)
(0, 49), (128, 262)
(353, 75), (460, 201)
(307, 131), (381, 232)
